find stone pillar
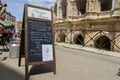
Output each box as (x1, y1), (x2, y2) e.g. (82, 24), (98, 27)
(112, 0), (120, 16)
(66, 0), (78, 18)
(114, 0), (120, 9)
(70, 29), (72, 44)
(51, 6), (56, 23)
(96, 0), (101, 12)
(86, 0), (100, 13)
(56, 0), (63, 19)
(56, 30), (61, 42)
(65, 29), (72, 43)
(54, 30), (58, 42)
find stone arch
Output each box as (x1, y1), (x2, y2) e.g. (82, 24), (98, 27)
(99, 0), (113, 11)
(74, 33), (84, 45)
(59, 31), (66, 42)
(76, 0), (87, 15)
(94, 35), (111, 50)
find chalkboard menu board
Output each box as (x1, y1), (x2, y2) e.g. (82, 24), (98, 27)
(19, 4), (56, 80)
(28, 20), (53, 62)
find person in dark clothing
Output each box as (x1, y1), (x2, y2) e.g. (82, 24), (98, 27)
(8, 25), (15, 42)
(1, 27), (8, 45)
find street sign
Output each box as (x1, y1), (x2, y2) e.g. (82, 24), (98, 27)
(19, 4), (56, 80)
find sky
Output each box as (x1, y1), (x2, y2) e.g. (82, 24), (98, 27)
(4, 0), (115, 21)
(4, 0), (56, 20)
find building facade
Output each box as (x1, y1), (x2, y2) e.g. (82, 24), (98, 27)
(2, 11), (16, 27)
(15, 20), (22, 36)
(52, 0), (120, 51)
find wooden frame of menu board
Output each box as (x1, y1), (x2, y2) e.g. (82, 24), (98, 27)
(19, 4), (56, 80)
(18, 5), (25, 67)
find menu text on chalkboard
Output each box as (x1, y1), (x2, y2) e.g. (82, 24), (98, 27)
(19, 4), (56, 80)
(28, 20), (53, 62)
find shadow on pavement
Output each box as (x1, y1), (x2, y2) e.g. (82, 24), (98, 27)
(117, 69), (120, 77)
(29, 64), (54, 75)
(0, 48), (9, 52)
(0, 63), (24, 80)
(0, 57), (7, 61)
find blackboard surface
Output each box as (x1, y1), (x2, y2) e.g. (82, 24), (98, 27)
(19, 5), (56, 80)
(28, 20), (52, 62)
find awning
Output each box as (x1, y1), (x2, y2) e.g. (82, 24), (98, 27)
(4, 21), (11, 27)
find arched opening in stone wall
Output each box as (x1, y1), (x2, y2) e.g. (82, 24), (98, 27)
(61, 0), (67, 18)
(99, 0), (113, 11)
(94, 35), (111, 50)
(60, 32), (66, 42)
(76, 0), (86, 15)
(74, 34), (84, 45)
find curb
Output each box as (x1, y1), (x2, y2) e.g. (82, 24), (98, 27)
(55, 42), (120, 58)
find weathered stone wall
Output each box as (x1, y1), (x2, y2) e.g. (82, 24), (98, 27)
(114, 22), (120, 51)
(54, 0), (120, 51)
(114, 0), (120, 9)
(56, 0), (63, 19)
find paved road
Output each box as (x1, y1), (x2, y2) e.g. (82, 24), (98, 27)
(0, 46), (120, 80)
